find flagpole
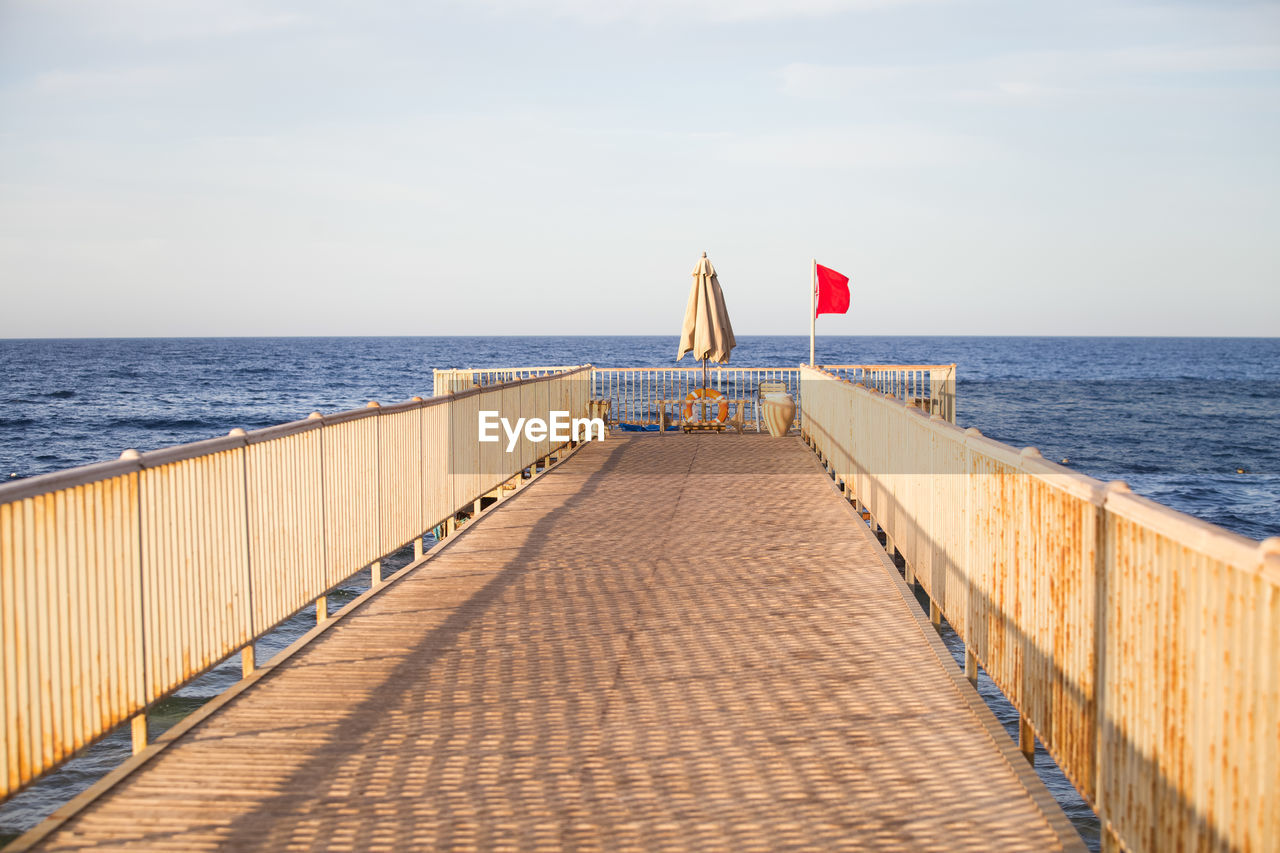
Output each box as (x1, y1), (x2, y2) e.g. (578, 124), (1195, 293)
(809, 258), (817, 366)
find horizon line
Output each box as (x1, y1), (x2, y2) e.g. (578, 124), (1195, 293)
(3, 333), (1278, 342)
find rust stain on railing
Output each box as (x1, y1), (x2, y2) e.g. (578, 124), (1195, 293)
(0, 366), (591, 800)
(799, 364), (1278, 853)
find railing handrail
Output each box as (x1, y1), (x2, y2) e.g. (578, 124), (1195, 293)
(820, 363), (956, 371)
(893, 378), (1265, 560)
(437, 364), (581, 372)
(594, 365), (796, 372)
(801, 359), (1275, 590)
(0, 365), (592, 505)
(590, 364), (952, 374)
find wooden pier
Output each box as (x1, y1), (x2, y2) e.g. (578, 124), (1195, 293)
(13, 435), (1081, 851)
(5, 363), (1276, 851)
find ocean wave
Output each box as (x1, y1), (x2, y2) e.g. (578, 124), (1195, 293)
(2, 335), (1276, 541)
(98, 416), (284, 433)
(103, 417), (220, 430)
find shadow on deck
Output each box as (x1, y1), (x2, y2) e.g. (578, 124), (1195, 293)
(20, 435), (1084, 852)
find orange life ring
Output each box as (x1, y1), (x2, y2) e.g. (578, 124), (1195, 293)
(683, 388), (729, 423)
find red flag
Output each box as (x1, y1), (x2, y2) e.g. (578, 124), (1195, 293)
(814, 263), (850, 316)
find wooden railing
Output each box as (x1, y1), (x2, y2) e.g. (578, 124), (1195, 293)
(435, 365), (955, 429)
(433, 366), (582, 395)
(586, 365), (954, 430)
(590, 366), (801, 429)
(0, 367), (591, 801)
(823, 364), (956, 422)
(798, 364), (1279, 853)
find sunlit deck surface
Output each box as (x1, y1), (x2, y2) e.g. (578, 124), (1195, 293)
(28, 435), (1082, 851)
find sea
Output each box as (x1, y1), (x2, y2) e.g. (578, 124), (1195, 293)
(1, 335), (1277, 849)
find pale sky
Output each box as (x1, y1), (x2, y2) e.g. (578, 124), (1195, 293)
(1, 0), (1277, 337)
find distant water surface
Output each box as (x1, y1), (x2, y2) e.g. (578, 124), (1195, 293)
(0, 335), (1276, 848)
(3, 335), (1275, 538)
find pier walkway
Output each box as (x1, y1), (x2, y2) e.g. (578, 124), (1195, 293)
(21, 435), (1081, 851)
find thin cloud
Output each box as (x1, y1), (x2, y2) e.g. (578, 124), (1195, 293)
(1107, 44), (1280, 74)
(468, 0), (944, 23)
(722, 126), (998, 169)
(28, 65), (199, 97)
(779, 43), (1280, 103)
(778, 55), (1086, 103)
(778, 63), (909, 99)
(10, 0), (304, 42)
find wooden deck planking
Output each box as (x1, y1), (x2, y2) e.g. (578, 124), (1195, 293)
(23, 435), (1083, 851)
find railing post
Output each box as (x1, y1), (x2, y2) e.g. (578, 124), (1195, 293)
(241, 645), (255, 678)
(414, 537), (424, 560)
(371, 559), (382, 588)
(1100, 828), (1124, 853)
(316, 596), (327, 624)
(1018, 715), (1035, 765)
(964, 649), (978, 686)
(131, 712), (147, 754)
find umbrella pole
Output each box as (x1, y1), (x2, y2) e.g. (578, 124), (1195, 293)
(702, 358), (708, 423)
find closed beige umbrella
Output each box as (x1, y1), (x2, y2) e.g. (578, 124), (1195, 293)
(677, 251), (736, 366)
(677, 252), (736, 423)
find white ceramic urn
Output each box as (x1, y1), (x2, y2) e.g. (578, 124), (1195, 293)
(761, 392), (796, 437)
